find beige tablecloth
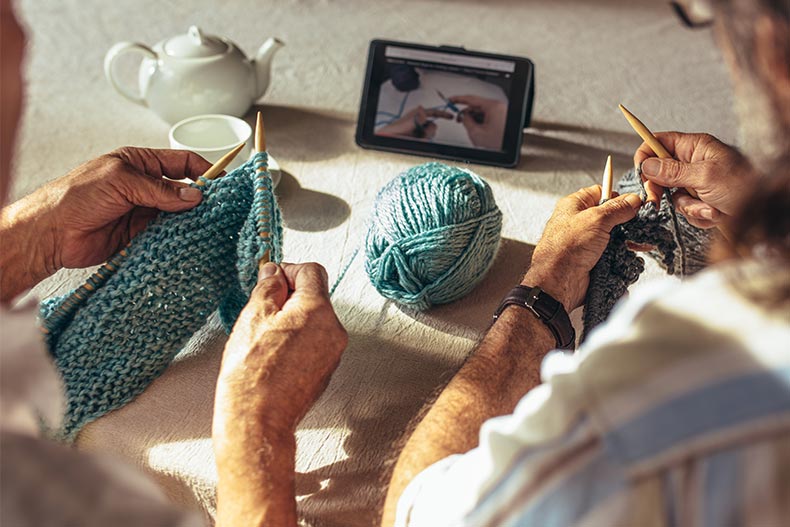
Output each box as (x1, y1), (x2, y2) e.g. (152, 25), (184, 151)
(14, 0), (737, 525)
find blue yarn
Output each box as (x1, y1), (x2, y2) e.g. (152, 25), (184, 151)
(39, 152), (282, 441)
(363, 162), (502, 310)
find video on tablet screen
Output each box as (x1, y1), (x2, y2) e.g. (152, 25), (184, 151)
(374, 46), (515, 151)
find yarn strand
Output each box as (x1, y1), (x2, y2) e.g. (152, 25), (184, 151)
(330, 246), (360, 297)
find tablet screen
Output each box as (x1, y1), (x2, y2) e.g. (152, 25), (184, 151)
(356, 40), (534, 167)
(373, 45), (516, 152)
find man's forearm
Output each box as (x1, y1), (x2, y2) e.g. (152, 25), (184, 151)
(0, 196), (57, 302)
(215, 418), (298, 527)
(381, 293), (556, 525)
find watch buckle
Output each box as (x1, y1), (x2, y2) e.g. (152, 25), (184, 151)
(521, 286), (541, 318)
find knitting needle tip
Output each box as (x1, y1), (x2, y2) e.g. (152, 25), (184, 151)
(601, 154), (613, 203)
(197, 141), (246, 184)
(255, 111), (266, 153)
(618, 104), (672, 160)
(618, 103), (699, 201)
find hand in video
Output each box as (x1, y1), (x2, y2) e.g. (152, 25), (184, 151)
(450, 95), (507, 150)
(377, 106), (453, 140)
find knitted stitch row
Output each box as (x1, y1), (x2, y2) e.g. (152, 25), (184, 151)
(39, 152), (282, 441)
(581, 168), (713, 341)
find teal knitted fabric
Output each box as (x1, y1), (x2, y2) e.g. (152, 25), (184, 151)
(39, 153), (282, 441)
(363, 162), (502, 310)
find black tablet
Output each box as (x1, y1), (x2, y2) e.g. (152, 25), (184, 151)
(356, 40), (534, 168)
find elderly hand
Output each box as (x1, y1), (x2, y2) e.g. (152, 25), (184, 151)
(524, 186), (643, 312)
(41, 147), (211, 268)
(635, 132), (757, 229)
(214, 262), (348, 438)
(0, 147), (211, 301)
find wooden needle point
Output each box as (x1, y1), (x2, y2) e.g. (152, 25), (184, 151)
(619, 104), (672, 159)
(196, 141), (246, 184)
(619, 103), (700, 199)
(601, 154), (613, 202)
(255, 111), (266, 153)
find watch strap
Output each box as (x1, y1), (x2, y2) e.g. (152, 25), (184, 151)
(493, 285), (576, 350)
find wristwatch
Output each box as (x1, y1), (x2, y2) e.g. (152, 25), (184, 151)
(493, 285), (576, 350)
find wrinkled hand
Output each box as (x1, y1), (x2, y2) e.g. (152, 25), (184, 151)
(524, 186), (643, 311)
(46, 147), (211, 268)
(450, 95), (507, 150)
(0, 147), (211, 302)
(214, 262), (348, 439)
(377, 106), (453, 140)
(635, 132), (756, 229)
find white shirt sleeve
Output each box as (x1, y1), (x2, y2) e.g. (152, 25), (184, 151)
(394, 350), (592, 527)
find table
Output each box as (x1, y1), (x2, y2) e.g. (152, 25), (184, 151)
(14, 0), (737, 525)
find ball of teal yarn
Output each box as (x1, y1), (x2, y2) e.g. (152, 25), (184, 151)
(364, 162), (502, 310)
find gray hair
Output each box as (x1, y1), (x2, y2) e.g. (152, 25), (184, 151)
(712, 0), (790, 171)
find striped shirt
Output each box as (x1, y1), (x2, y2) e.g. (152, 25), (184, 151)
(396, 260), (790, 526)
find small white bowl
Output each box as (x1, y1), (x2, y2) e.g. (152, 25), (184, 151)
(168, 113), (280, 185)
(169, 114), (251, 171)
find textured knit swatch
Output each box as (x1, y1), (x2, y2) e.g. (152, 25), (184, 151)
(364, 162), (502, 310)
(581, 168), (713, 341)
(39, 153), (282, 441)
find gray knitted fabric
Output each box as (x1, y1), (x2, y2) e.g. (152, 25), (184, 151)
(580, 168), (714, 341)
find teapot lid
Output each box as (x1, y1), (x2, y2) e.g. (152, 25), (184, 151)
(164, 26), (227, 58)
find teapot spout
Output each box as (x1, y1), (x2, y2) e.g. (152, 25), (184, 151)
(253, 37), (284, 100)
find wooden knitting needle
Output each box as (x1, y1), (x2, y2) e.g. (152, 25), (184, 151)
(195, 141), (246, 186)
(618, 104), (699, 199)
(600, 154), (613, 203)
(255, 110), (266, 154)
(255, 111), (271, 269)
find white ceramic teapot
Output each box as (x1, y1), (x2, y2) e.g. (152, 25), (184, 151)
(104, 26), (283, 123)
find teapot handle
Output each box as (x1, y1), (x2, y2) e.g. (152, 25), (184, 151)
(103, 42), (157, 106)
